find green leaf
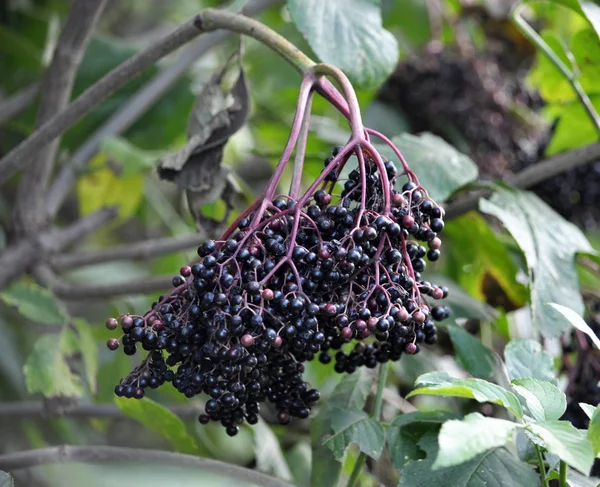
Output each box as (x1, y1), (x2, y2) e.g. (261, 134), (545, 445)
(479, 187), (593, 337)
(579, 403), (597, 420)
(587, 404), (600, 455)
(323, 408), (385, 460)
(504, 339), (557, 385)
(0, 471), (14, 487)
(0, 281), (68, 326)
(252, 419), (293, 481)
(388, 411), (454, 469)
(399, 432), (539, 487)
(527, 421), (594, 474)
(511, 378), (566, 422)
(547, 1), (600, 38)
(287, 0), (398, 87)
(444, 212), (528, 307)
(101, 136), (158, 178)
(434, 413), (518, 468)
(447, 326), (496, 380)
(378, 133), (478, 203)
(285, 442), (312, 487)
(409, 372), (524, 418)
(544, 95), (600, 154)
(72, 319), (98, 395)
(547, 303), (600, 349)
(115, 396), (201, 455)
(23, 330), (84, 398)
(310, 369), (371, 487)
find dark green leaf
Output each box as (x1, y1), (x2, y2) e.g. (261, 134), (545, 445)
(115, 397), (202, 455)
(511, 378), (566, 422)
(310, 369), (371, 487)
(587, 404), (600, 455)
(399, 432), (539, 487)
(252, 419), (293, 480)
(504, 339), (557, 385)
(434, 413), (518, 468)
(378, 133), (478, 203)
(0, 281), (69, 326)
(409, 372), (523, 418)
(23, 330), (83, 398)
(527, 420), (594, 474)
(72, 319), (98, 395)
(388, 411), (454, 469)
(0, 471), (14, 487)
(480, 187), (593, 337)
(287, 0), (399, 87)
(323, 408), (385, 460)
(547, 303), (600, 349)
(447, 326), (496, 380)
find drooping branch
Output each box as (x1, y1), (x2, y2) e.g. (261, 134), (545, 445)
(0, 8), (315, 184)
(0, 445), (294, 487)
(14, 0), (108, 234)
(45, 0), (282, 217)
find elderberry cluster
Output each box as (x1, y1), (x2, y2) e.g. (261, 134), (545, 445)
(106, 145), (449, 435)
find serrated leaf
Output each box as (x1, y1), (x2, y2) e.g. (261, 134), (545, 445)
(310, 369), (371, 487)
(447, 326), (496, 380)
(24, 330), (83, 398)
(324, 408), (385, 460)
(547, 303), (600, 349)
(504, 339), (557, 385)
(388, 411), (455, 469)
(253, 419), (293, 481)
(433, 413), (518, 468)
(377, 133), (478, 203)
(511, 378), (566, 422)
(409, 372), (523, 418)
(480, 187), (593, 337)
(0, 281), (68, 326)
(399, 432), (539, 487)
(580, 403), (597, 420)
(72, 319), (98, 395)
(527, 421), (594, 474)
(0, 471), (14, 487)
(287, 0), (398, 87)
(115, 396), (201, 455)
(587, 404), (600, 455)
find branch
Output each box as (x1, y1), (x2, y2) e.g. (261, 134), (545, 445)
(445, 140), (600, 219)
(0, 208), (117, 289)
(50, 233), (203, 270)
(45, 0), (282, 217)
(0, 7), (314, 184)
(0, 445), (294, 487)
(14, 0), (108, 234)
(0, 83), (40, 126)
(36, 267), (173, 299)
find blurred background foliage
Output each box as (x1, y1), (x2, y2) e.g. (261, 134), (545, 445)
(0, 0), (600, 486)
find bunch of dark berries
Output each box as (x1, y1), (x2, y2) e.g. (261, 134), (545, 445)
(105, 74), (450, 436)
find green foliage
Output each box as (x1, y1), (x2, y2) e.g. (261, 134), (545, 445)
(0, 471), (14, 487)
(115, 396), (203, 456)
(544, 0), (600, 37)
(446, 326), (496, 380)
(286, 0), (399, 88)
(586, 405), (600, 455)
(504, 339), (557, 385)
(72, 319), (98, 395)
(547, 302), (600, 349)
(324, 408), (385, 460)
(511, 378), (567, 422)
(252, 419), (293, 481)
(0, 281), (69, 326)
(480, 187), (593, 337)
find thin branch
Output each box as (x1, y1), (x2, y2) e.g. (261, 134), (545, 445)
(36, 267), (173, 299)
(0, 83), (40, 126)
(0, 7), (314, 184)
(0, 208), (117, 289)
(50, 233), (203, 270)
(45, 0), (282, 217)
(445, 140), (600, 219)
(0, 445), (294, 487)
(14, 0), (108, 234)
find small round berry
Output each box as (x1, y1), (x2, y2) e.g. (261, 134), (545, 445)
(198, 414), (210, 424)
(405, 343), (418, 355)
(431, 287), (444, 300)
(278, 411), (291, 425)
(413, 311), (426, 323)
(180, 265), (192, 277)
(402, 215), (415, 228)
(261, 288), (274, 301)
(226, 425), (239, 437)
(273, 336), (283, 348)
(392, 193), (405, 207)
(133, 387), (145, 399)
(241, 334), (254, 347)
(106, 338), (119, 351)
(105, 318), (118, 330)
(428, 237), (442, 250)
(341, 327), (353, 339)
(121, 315), (133, 330)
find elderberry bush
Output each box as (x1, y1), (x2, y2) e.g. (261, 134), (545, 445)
(106, 141), (449, 435)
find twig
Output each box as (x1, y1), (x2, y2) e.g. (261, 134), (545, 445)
(0, 208), (117, 289)
(445, 140), (600, 219)
(36, 267), (173, 299)
(0, 8), (315, 184)
(0, 83), (40, 126)
(0, 445), (294, 487)
(14, 0), (108, 234)
(45, 0), (281, 217)
(50, 233), (203, 270)
(511, 2), (600, 135)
